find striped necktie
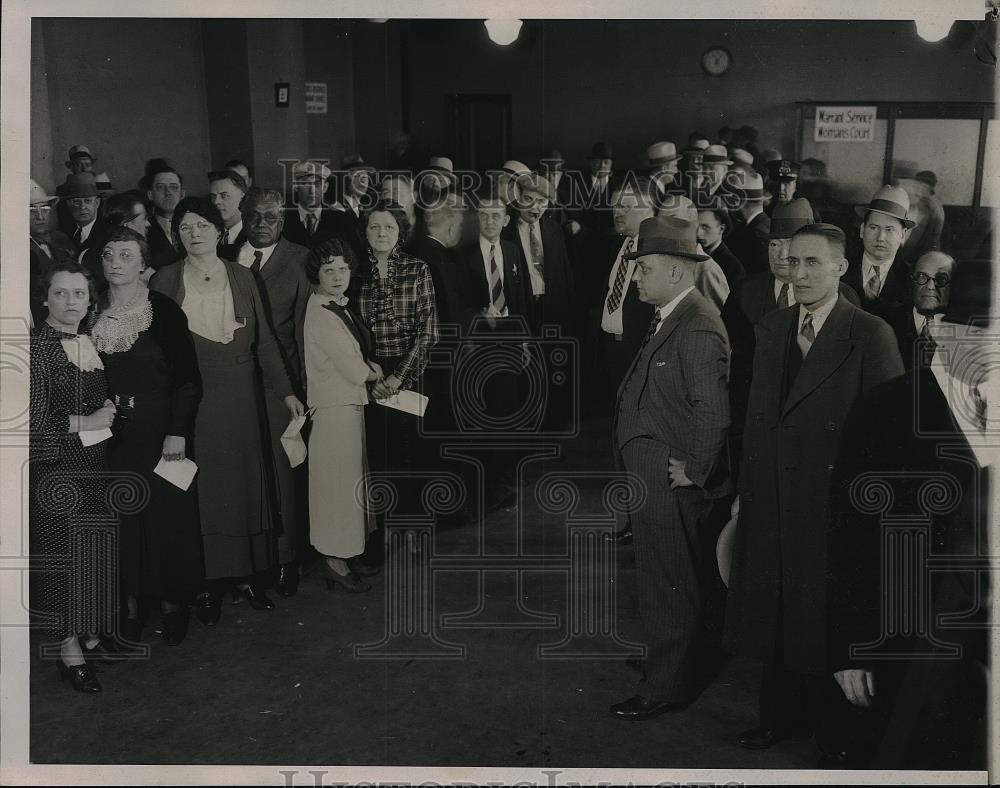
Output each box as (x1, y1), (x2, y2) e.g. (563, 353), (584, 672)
(799, 311), (816, 356)
(529, 222), (544, 272)
(488, 243), (505, 314)
(865, 264), (882, 300)
(606, 238), (634, 314)
(777, 281), (790, 309)
(305, 213), (318, 236)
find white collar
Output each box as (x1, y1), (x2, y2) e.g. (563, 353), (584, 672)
(862, 251), (895, 272)
(798, 293), (838, 335)
(656, 285), (695, 325)
(480, 236), (503, 257)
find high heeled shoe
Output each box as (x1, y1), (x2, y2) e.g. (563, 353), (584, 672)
(233, 585), (274, 610)
(321, 562), (371, 593)
(57, 660), (102, 693)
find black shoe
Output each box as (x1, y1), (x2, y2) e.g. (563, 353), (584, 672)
(605, 527), (633, 545)
(160, 608), (189, 646)
(322, 563), (371, 593)
(275, 563), (299, 597)
(609, 694), (688, 720)
(57, 661), (102, 693)
(81, 636), (133, 664)
(195, 592), (221, 626)
(736, 725), (812, 750)
(346, 556), (380, 578)
(234, 585), (274, 610)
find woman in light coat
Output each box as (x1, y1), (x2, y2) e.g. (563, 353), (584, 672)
(304, 238), (383, 592)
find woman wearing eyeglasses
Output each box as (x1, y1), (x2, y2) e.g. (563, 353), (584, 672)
(91, 227), (204, 647)
(80, 192), (153, 291)
(150, 197), (304, 625)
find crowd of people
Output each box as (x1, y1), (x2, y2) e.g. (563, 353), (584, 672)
(27, 129), (991, 770)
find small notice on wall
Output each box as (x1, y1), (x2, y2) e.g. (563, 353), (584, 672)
(814, 106), (877, 142)
(305, 82), (327, 115)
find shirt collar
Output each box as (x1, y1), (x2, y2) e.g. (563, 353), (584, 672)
(862, 251), (895, 272)
(480, 236), (502, 257)
(657, 285), (695, 323)
(798, 293), (838, 335)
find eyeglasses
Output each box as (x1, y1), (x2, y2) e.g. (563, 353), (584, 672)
(178, 220), (216, 235)
(29, 206), (52, 214)
(101, 250), (141, 263)
(912, 272), (951, 288)
(66, 197), (98, 207)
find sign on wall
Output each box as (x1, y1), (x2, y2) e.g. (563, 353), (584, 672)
(305, 82), (327, 115)
(814, 106), (877, 142)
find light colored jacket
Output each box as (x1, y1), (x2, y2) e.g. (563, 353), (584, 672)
(304, 294), (370, 407)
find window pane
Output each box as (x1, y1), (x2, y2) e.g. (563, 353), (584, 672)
(892, 118), (980, 206)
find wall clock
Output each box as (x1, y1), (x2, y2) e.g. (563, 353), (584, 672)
(702, 46), (732, 77)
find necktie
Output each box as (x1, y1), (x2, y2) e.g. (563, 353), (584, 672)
(488, 244), (506, 314)
(971, 386), (988, 433)
(865, 264), (882, 300)
(250, 250), (263, 275)
(800, 311), (816, 355)
(223, 229), (231, 246)
(528, 222), (545, 273)
(777, 282), (790, 309)
(72, 226), (82, 246)
(919, 317), (938, 357)
(305, 213), (318, 236)
(606, 239), (634, 314)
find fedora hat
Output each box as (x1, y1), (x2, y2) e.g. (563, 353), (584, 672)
(60, 172), (99, 199)
(683, 137), (710, 155)
(539, 148), (564, 168)
(916, 170), (938, 193)
(855, 184), (916, 228)
(942, 259), (995, 326)
(292, 161), (332, 182)
(623, 215), (709, 262)
(723, 169), (765, 201)
(657, 193), (698, 223)
(731, 148), (754, 169)
(769, 198), (815, 238)
(501, 159), (531, 178)
(647, 141), (682, 167)
(760, 148), (783, 164)
(766, 159), (800, 182)
(426, 155), (455, 174)
(30, 179), (59, 206)
(67, 144), (94, 162)
(342, 153), (375, 172)
(588, 142), (614, 160)
(519, 173), (553, 201)
(701, 144), (733, 166)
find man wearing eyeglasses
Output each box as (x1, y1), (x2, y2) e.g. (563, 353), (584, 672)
(844, 185), (915, 322)
(886, 251), (954, 371)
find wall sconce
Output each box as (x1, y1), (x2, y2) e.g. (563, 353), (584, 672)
(484, 19), (523, 46)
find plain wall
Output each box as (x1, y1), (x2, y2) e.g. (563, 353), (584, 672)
(401, 19), (996, 172)
(305, 19), (357, 171)
(35, 18), (212, 195)
(353, 20), (405, 169)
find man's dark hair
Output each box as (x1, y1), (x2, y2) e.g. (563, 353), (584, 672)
(793, 222), (847, 258)
(208, 169), (249, 193)
(224, 159), (252, 177)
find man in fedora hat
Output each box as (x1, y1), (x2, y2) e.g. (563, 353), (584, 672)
(283, 161), (339, 249)
(730, 148), (755, 174)
(421, 155), (457, 197)
(723, 169), (771, 277)
(691, 144), (734, 203)
(827, 257), (992, 768)
(29, 179), (76, 327)
(495, 160), (531, 209)
(896, 167), (945, 267)
(59, 172), (102, 253)
(657, 195), (731, 315)
(609, 215), (731, 720)
(61, 144), (113, 191)
(646, 141), (683, 195)
(845, 184), (916, 322)
(723, 223), (903, 764)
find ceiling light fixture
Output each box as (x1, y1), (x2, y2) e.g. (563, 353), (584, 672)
(484, 19), (523, 46)
(915, 15), (955, 42)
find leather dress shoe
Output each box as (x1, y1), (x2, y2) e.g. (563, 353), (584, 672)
(346, 556), (380, 578)
(58, 661), (102, 693)
(737, 725), (812, 750)
(160, 607), (189, 646)
(604, 527), (633, 545)
(234, 585), (274, 610)
(82, 635), (138, 664)
(195, 592), (221, 626)
(276, 563), (299, 597)
(609, 694), (688, 720)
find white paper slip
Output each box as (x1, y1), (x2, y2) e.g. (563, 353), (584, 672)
(280, 413), (309, 468)
(154, 457), (199, 491)
(376, 390), (428, 417)
(79, 427), (113, 447)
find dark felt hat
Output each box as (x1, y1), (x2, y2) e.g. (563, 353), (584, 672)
(60, 172), (99, 198)
(588, 141), (614, 160)
(769, 197), (815, 239)
(623, 215), (709, 262)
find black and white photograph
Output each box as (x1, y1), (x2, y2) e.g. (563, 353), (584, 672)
(1, 1), (998, 784)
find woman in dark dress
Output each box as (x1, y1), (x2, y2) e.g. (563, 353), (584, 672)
(30, 261), (117, 693)
(149, 197), (303, 625)
(91, 227), (203, 646)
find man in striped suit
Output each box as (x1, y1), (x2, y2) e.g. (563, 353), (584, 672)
(610, 216), (732, 720)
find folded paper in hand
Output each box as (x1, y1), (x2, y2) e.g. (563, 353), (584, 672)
(79, 428), (113, 447)
(154, 457), (198, 491)
(376, 390), (428, 417)
(281, 413), (309, 468)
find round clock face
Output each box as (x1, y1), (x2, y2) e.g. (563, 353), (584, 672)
(702, 46), (732, 76)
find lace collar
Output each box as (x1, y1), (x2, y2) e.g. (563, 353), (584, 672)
(92, 293), (153, 354)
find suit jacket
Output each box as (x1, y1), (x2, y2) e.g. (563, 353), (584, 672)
(723, 296), (904, 675)
(282, 207), (343, 250)
(843, 253), (911, 322)
(564, 171), (619, 310)
(303, 293), (371, 407)
(406, 234), (476, 335)
(884, 304), (937, 372)
(221, 237), (311, 390)
(146, 217), (182, 271)
(598, 236), (656, 365)
(726, 211), (770, 277)
(827, 365), (988, 767)
(502, 215), (577, 336)
(615, 289), (732, 498)
(708, 240), (746, 290)
(464, 238), (529, 320)
(327, 206), (367, 262)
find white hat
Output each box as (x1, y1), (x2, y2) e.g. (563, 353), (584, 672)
(30, 179), (59, 206)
